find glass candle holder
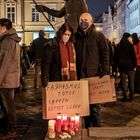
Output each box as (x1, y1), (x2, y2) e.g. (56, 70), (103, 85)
(74, 113), (80, 131)
(48, 120), (56, 139)
(62, 114), (68, 131)
(69, 116), (75, 129)
(55, 113), (62, 133)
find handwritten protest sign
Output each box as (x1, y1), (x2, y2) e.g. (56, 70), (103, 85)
(42, 80), (89, 119)
(110, 78), (117, 102)
(82, 75), (116, 104)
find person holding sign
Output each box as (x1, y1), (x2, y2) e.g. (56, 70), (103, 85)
(41, 23), (77, 88)
(75, 12), (109, 128)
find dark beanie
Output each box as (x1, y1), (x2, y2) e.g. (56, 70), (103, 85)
(123, 32), (131, 39)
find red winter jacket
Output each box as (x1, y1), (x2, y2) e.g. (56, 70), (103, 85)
(134, 40), (140, 66)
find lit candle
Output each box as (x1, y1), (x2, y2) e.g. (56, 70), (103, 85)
(74, 113), (80, 131)
(55, 113), (62, 133)
(48, 120), (56, 139)
(62, 114), (68, 131)
(68, 116), (75, 134)
(69, 116), (75, 129)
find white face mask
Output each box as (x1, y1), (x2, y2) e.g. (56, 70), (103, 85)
(62, 35), (70, 44)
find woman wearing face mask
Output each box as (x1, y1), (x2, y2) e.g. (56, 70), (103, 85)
(41, 23), (77, 88)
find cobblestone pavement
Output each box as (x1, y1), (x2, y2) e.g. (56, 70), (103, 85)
(0, 77), (140, 139)
(15, 88), (44, 139)
(0, 87), (47, 140)
(100, 93), (140, 127)
(17, 89), (140, 139)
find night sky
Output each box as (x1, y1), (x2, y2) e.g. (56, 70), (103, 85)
(86, 0), (115, 16)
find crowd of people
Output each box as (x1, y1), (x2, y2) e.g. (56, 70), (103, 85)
(0, 0), (140, 139)
(107, 32), (140, 102)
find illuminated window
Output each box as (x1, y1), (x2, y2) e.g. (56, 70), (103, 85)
(6, 3), (16, 23)
(32, 8), (39, 22)
(49, 33), (56, 38)
(33, 32), (39, 40)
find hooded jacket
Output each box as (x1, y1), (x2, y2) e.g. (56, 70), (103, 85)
(0, 28), (21, 88)
(114, 34), (137, 71)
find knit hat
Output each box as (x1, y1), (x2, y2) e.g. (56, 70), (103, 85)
(123, 32), (131, 39)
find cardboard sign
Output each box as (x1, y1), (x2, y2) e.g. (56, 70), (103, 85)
(42, 80), (89, 119)
(82, 75), (116, 104)
(110, 78), (117, 102)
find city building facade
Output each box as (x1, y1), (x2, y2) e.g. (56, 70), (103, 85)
(1, 0), (140, 44)
(115, 0), (126, 43)
(102, 6), (114, 41)
(102, 0), (127, 43)
(126, 0), (140, 36)
(0, 0), (65, 45)
(103, 0), (140, 43)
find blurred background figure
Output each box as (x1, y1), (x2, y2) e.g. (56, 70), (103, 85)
(20, 43), (30, 89)
(132, 33), (140, 93)
(30, 30), (48, 89)
(0, 18), (21, 138)
(107, 39), (114, 76)
(114, 33), (137, 102)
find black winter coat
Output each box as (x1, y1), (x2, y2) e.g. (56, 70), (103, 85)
(41, 39), (62, 86)
(30, 37), (48, 62)
(114, 40), (137, 71)
(75, 24), (109, 79)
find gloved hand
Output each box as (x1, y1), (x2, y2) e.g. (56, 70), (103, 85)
(35, 5), (46, 12)
(42, 78), (49, 88)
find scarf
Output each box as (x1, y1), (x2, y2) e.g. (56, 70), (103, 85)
(59, 40), (77, 81)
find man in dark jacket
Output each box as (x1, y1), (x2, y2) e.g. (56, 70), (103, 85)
(0, 18), (21, 137)
(35, 0), (88, 33)
(114, 33), (137, 101)
(30, 30), (48, 88)
(75, 12), (109, 128)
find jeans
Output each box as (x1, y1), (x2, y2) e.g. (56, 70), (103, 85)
(35, 59), (41, 88)
(84, 104), (100, 128)
(120, 70), (135, 99)
(0, 88), (16, 129)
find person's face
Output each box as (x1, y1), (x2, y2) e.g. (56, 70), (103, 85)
(62, 30), (71, 44)
(128, 36), (133, 44)
(79, 13), (93, 32)
(0, 25), (6, 34)
(63, 30), (71, 37)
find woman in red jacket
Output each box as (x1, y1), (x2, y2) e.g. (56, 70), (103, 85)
(132, 33), (140, 66)
(132, 33), (140, 93)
